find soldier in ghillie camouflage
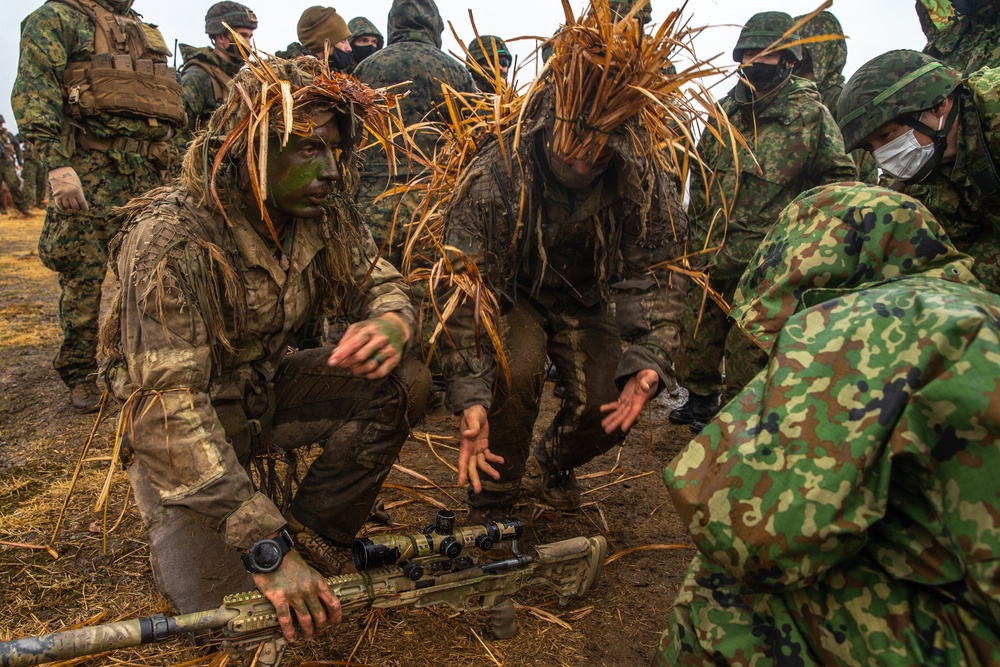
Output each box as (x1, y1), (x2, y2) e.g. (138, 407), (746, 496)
(99, 57), (429, 643)
(12, 0), (184, 413)
(919, 0), (1000, 73)
(671, 11), (856, 430)
(178, 2), (258, 140)
(656, 182), (1000, 666)
(839, 49), (1000, 294)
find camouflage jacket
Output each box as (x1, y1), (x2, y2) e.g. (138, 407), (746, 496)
(12, 0), (175, 171)
(179, 44), (241, 133)
(668, 184), (1000, 664)
(439, 89), (689, 412)
(689, 75), (856, 279)
(102, 186), (416, 550)
(921, 3), (1000, 73)
(353, 0), (476, 179)
(0, 129), (21, 167)
(795, 11), (847, 111)
(902, 68), (1000, 281)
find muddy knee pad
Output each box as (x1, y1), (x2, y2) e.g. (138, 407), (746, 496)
(127, 463), (253, 613)
(395, 354), (432, 424)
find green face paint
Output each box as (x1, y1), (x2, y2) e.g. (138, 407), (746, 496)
(264, 120), (343, 226)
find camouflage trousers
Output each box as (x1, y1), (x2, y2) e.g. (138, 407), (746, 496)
(0, 163), (30, 214)
(470, 294), (626, 508)
(654, 552), (1000, 666)
(38, 148), (161, 388)
(20, 158), (46, 208)
(677, 275), (768, 396)
(127, 347), (427, 613)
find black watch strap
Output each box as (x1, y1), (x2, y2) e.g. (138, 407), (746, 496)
(241, 529), (294, 573)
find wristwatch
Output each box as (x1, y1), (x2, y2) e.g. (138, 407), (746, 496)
(241, 529), (294, 574)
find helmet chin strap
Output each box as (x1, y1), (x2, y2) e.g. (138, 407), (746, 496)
(900, 95), (960, 184)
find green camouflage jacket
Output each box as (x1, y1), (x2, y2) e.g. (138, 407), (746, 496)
(12, 0), (175, 171)
(689, 75), (856, 279)
(353, 0), (476, 179)
(794, 11), (848, 110)
(102, 186), (416, 550)
(439, 88), (688, 412)
(179, 44), (242, 132)
(664, 183), (1000, 665)
(921, 2), (1000, 72)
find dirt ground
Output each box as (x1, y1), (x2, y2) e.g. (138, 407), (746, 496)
(0, 210), (698, 667)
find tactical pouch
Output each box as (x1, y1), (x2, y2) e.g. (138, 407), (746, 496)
(64, 62), (185, 125)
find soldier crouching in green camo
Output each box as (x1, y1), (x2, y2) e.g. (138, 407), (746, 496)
(656, 182), (1000, 667)
(178, 1), (258, 144)
(12, 0), (184, 413)
(0, 115), (31, 217)
(670, 11), (856, 432)
(839, 49), (1000, 295)
(99, 57), (430, 644)
(16, 134), (46, 210)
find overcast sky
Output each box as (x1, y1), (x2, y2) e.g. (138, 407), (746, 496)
(2, 0), (926, 135)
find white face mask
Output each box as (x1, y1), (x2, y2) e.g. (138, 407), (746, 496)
(872, 114), (944, 181)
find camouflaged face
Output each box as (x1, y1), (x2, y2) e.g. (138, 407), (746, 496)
(731, 183), (979, 353)
(837, 49), (963, 151)
(733, 11), (802, 62)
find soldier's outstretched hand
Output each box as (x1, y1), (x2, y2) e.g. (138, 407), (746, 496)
(600, 369), (659, 434)
(253, 550), (341, 642)
(458, 405), (504, 493)
(328, 312), (410, 379)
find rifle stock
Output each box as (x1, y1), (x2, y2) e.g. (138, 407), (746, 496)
(0, 535), (607, 667)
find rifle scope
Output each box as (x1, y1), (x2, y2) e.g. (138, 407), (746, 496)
(353, 510), (522, 572)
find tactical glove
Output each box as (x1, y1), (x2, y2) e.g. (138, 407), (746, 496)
(48, 166), (89, 212)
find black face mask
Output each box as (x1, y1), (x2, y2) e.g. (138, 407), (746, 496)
(352, 44), (378, 64)
(739, 62), (790, 93)
(223, 43), (245, 63)
(329, 48), (354, 72)
(953, 0), (998, 15)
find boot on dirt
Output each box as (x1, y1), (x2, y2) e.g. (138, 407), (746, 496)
(667, 391), (720, 426)
(284, 513), (355, 577)
(534, 442), (582, 511)
(68, 382), (102, 414)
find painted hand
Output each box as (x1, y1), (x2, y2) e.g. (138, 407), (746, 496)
(457, 405), (504, 493)
(327, 312), (410, 379)
(252, 550), (341, 642)
(599, 369), (659, 434)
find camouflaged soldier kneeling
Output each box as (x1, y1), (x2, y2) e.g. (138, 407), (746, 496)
(99, 58), (430, 645)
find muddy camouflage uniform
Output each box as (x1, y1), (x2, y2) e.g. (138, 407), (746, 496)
(353, 0), (477, 265)
(657, 183), (1000, 666)
(12, 0), (182, 390)
(0, 124), (30, 215)
(919, 0), (1000, 72)
(17, 135), (46, 209)
(839, 49), (1000, 294)
(683, 16), (856, 397)
(440, 87), (688, 509)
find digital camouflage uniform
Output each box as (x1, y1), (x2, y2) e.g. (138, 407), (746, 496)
(839, 50), (1000, 294)
(12, 0), (182, 390)
(102, 183), (421, 613)
(179, 45), (243, 135)
(17, 135), (47, 208)
(919, 0), (1000, 72)
(794, 10), (878, 184)
(656, 183), (1000, 667)
(353, 0), (477, 266)
(0, 124), (30, 215)
(348, 16), (384, 73)
(683, 24), (856, 397)
(440, 86), (688, 509)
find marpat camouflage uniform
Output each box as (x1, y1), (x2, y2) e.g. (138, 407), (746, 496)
(353, 0), (477, 266)
(683, 74), (856, 397)
(17, 135), (46, 208)
(179, 45), (242, 134)
(657, 183), (1000, 667)
(919, 0), (1000, 72)
(839, 50), (1000, 294)
(12, 0), (181, 390)
(0, 126), (30, 215)
(440, 87), (688, 509)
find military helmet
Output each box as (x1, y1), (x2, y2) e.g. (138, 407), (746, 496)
(205, 1), (258, 37)
(0, 114), (5, 124)
(467, 35), (511, 68)
(837, 49), (963, 152)
(733, 11), (802, 63)
(608, 0), (653, 25)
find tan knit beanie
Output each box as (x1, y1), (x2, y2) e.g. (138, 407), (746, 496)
(297, 6), (351, 53)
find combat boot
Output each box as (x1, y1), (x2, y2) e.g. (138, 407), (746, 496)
(534, 443), (581, 511)
(284, 513), (355, 577)
(68, 382), (102, 414)
(667, 391), (720, 426)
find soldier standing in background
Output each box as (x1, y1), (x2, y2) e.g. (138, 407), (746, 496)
(353, 0), (477, 266)
(276, 6), (354, 73)
(465, 35), (512, 93)
(839, 49), (1000, 294)
(12, 0), (185, 413)
(178, 2), (257, 140)
(0, 115), (31, 217)
(17, 134), (47, 210)
(669, 11), (856, 432)
(347, 17), (384, 71)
